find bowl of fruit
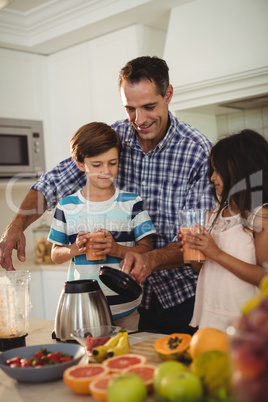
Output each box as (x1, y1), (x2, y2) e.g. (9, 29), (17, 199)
(0, 343), (85, 382)
(71, 325), (122, 357)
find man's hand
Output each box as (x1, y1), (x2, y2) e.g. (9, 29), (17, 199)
(0, 189), (47, 271)
(120, 242), (184, 284)
(0, 225), (26, 270)
(120, 251), (153, 284)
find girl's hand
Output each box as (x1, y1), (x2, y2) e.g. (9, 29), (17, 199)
(182, 223), (221, 261)
(177, 229), (185, 253)
(74, 231), (89, 255)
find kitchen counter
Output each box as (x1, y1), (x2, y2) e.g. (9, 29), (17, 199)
(0, 318), (164, 401)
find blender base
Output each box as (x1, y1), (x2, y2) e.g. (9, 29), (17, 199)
(0, 334), (27, 351)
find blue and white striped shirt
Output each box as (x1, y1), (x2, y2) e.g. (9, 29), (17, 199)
(48, 188), (156, 319)
(32, 112), (213, 309)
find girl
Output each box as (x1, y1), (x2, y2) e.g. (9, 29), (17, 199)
(179, 129), (268, 331)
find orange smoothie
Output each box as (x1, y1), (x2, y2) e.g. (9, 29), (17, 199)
(180, 227), (206, 263)
(86, 232), (106, 261)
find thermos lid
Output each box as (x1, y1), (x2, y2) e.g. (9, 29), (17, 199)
(99, 266), (142, 299)
(64, 279), (101, 294)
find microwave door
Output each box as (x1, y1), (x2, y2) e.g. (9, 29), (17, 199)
(0, 127), (34, 176)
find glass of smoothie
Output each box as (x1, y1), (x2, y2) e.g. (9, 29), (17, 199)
(86, 214), (107, 261)
(178, 209), (209, 263)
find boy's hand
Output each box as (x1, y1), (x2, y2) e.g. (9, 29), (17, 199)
(74, 231), (89, 255)
(86, 229), (116, 257)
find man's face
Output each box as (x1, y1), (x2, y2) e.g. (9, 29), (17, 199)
(120, 79), (173, 152)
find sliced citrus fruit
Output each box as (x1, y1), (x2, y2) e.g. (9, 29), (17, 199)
(102, 353), (146, 373)
(63, 363), (109, 394)
(89, 374), (118, 402)
(123, 363), (156, 392)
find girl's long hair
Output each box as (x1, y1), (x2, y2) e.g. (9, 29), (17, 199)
(208, 129), (268, 226)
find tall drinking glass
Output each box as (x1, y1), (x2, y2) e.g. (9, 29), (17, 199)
(178, 209), (209, 263)
(86, 214), (107, 261)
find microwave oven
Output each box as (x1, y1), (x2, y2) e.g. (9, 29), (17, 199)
(0, 118), (46, 178)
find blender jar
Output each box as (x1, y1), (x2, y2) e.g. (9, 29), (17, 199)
(0, 270), (31, 351)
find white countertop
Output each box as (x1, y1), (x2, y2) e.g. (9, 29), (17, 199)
(0, 318), (163, 401)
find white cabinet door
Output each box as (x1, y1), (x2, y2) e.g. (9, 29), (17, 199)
(29, 270), (45, 319)
(41, 270), (67, 320)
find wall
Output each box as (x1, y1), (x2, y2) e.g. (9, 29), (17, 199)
(47, 24), (166, 167)
(166, 0), (268, 111)
(165, 0), (267, 86)
(0, 24), (166, 255)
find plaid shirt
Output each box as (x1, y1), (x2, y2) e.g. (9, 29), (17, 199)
(32, 112), (213, 309)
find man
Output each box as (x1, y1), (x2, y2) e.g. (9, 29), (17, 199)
(0, 56), (213, 334)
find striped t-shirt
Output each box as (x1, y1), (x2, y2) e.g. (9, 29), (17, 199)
(48, 187), (156, 319)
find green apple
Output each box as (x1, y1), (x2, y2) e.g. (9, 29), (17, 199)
(107, 373), (147, 402)
(154, 360), (188, 393)
(158, 371), (203, 402)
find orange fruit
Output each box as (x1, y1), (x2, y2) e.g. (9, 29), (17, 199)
(89, 374), (118, 402)
(189, 327), (229, 360)
(123, 363), (156, 392)
(102, 354), (146, 373)
(63, 364), (109, 394)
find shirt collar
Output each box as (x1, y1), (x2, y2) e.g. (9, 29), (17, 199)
(125, 111), (177, 153)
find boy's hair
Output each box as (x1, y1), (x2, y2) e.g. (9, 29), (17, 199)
(118, 56), (170, 97)
(208, 129), (268, 221)
(70, 122), (122, 163)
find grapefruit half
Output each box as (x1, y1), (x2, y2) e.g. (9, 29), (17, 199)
(63, 364), (109, 394)
(102, 354), (146, 373)
(123, 363), (156, 392)
(89, 374), (118, 402)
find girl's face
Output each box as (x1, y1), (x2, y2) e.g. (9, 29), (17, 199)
(78, 147), (119, 191)
(210, 163), (224, 197)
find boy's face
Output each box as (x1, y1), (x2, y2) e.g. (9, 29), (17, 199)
(78, 147), (119, 191)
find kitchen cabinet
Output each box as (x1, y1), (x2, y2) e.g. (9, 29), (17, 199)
(18, 262), (68, 320)
(41, 269), (67, 320)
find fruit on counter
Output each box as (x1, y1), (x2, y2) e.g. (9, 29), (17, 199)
(102, 353), (146, 373)
(5, 348), (73, 367)
(156, 371), (202, 402)
(122, 363), (156, 392)
(63, 363), (109, 394)
(189, 327), (229, 360)
(229, 265), (268, 402)
(231, 342), (267, 380)
(242, 266), (268, 315)
(191, 350), (232, 399)
(89, 373), (119, 402)
(107, 331), (130, 358)
(232, 370), (268, 402)
(86, 335), (111, 352)
(92, 329), (128, 362)
(154, 333), (192, 361)
(153, 360), (188, 394)
(107, 373), (147, 402)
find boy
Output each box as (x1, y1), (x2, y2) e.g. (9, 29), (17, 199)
(48, 122), (156, 330)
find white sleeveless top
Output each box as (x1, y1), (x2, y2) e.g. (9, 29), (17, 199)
(190, 204), (266, 331)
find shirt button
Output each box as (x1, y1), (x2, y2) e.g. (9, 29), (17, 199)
(142, 181), (146, 186)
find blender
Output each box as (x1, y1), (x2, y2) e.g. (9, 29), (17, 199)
(0, 270), (31, 351)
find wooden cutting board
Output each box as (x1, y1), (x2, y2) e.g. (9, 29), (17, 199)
(130, 338), (163, 366)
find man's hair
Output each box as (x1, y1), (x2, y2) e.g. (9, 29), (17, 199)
(118, 56), (170, 97)
(70, 122), (122, 163)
